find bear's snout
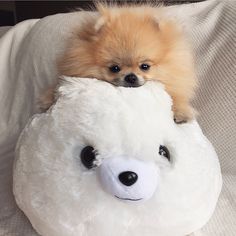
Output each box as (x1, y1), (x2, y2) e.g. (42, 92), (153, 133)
(98, 157), (158, 202)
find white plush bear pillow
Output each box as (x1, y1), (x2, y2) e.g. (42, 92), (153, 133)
(13, 77), (222, 236)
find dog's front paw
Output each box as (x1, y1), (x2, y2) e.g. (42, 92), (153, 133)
(173, 106), (195, 124)
(39, 87), (55, 112)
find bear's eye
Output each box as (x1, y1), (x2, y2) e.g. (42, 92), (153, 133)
(159, 145), (170, 161)
(80, 146), (96, 169)
(109, 65), (121, 73)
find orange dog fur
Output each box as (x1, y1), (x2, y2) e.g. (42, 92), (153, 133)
(42, 4), (197, 123)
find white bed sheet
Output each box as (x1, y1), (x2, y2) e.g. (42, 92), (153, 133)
(0, 0), (235, 235)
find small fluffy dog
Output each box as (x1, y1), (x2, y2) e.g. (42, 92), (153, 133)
(42, 4), (197, 123)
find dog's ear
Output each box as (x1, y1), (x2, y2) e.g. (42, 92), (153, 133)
(95, 3), (112, 33)
(151, 8), (183, 34)
(151, 16), (160, 30)
(77, 3), (112, 41)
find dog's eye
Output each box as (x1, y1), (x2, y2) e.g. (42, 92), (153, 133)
(159, 145), (170, 161)
(140, 64), (150, 71)
(80, 146), (97, 169)
(109, 65), (121, 73)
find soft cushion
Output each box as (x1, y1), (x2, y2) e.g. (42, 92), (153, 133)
(13, 77), (222, 236)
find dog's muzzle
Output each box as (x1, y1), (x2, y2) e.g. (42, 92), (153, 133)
(112, 74), (145, 88)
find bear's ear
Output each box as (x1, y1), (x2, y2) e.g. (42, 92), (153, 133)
(94, 3), (112, 33)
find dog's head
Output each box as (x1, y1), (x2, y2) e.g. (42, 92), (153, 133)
(59, 4), (195, 91)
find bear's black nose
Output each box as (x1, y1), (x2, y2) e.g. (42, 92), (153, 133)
(118, 171), (138, 186)
(124, 73), (138, 86)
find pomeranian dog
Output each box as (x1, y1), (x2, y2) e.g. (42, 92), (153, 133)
(42, 3), (197, 123)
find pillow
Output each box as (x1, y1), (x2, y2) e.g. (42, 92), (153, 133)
(13, 77), (222, 236)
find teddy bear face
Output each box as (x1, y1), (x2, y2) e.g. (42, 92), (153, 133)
(84, 148), (159, 202)
(13, 78), (222, 236)
(52, 78), (175, 204)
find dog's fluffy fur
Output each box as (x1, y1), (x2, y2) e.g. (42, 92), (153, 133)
(42, 3), (197, 123)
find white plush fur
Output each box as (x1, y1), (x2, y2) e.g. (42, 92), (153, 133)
(13, 77), (222, 236)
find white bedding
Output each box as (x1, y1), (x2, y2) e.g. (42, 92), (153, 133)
(0, 27), (11, 38)
(0, 0), (235, 235)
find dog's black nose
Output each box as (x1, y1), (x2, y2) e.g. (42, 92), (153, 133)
(118, 171), (138, 186)
(124, 73), (138, 85)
